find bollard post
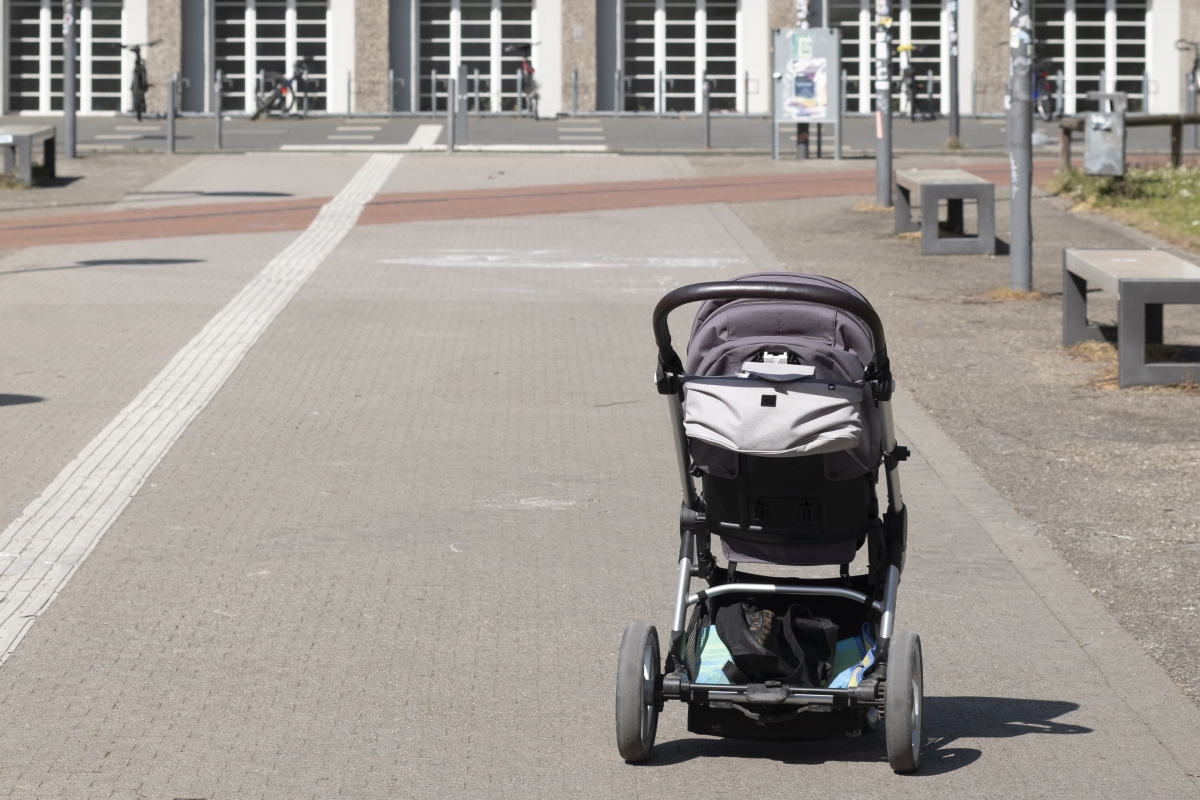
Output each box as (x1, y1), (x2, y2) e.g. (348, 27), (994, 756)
(432, 68), (438, 111)
(167, 74), (177, 154)
(875, 0), (893, 206)
(475, 68), (481, 113)
(214, 69), (223, 149)
(615, 69), (622, 115)
(347, 71), (353, 116)
(1171, 122), (1183, 167)
(447, 77), (456, 152)
(1187, 70), (1198, 149)
(971, 70), (977, 116)
(771, 71), (780, 160)
(841, 69), (848, 116)
(796, 123), (809, 158)
(572, 69), (578, 114)
(1008, 0), (1033, 292)
(657, 70), (664, 115)
(948, 0), (959, 139)
(1098, 68), (1107, 111)
(926, 68), (935, 118)
(259, 69), (266, 98)
(516, 68), (524, 116)
(1055, 69), (1064, 119)
(389, 68), (395, 116)
(1141, 71), (1149, 113)
(63, 0), (77, 158)
(456, 64), (468, 144)
(703, 79), (711, 148)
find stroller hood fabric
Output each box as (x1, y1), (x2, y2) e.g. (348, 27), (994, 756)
(684, 272), (882, 481)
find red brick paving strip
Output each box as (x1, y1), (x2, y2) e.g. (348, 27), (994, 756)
(0, 161), (1057, 251)
(0, 197), (327, 250)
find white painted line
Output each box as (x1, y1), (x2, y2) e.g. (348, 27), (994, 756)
(277, 143), (446, 151)
(0, 153), (402, 664)
(327, 135), (376, 140)
(557, 136), (606, 141)
(557, 127), (604, 132)
(278, 142), (609, 154)
(407, 124), (445, 147)
(115, 125), (161, 131)
(337, 125), (382, 131)
(94, 134), (141, 140)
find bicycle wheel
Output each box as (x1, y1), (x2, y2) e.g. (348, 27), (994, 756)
(132, 71), (146, 122)
(1037, 94), (1054, 122)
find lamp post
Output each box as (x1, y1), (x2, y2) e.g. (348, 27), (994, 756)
(1008, 0), (1034, 292)
(63, 0), (77, 158)
(875, 0), (893, 206)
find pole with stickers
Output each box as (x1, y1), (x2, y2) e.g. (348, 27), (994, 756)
(874, 0), (892, 206)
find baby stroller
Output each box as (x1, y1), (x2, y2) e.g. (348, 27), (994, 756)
(615, 273), (922, 772)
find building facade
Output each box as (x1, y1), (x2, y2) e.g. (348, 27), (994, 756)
(2, 0), (1198, 117)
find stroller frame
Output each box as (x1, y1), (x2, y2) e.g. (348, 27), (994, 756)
(616, 279), (921, 770)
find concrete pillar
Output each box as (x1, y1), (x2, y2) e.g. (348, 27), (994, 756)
(356, 0), (390, 111)
(561, 0), (594, 111)
(1145, 0), (1181, 113)
(1185, 0), (1200, 113)
(971, 0), (1006, 113)
(145, 0), (177, 114)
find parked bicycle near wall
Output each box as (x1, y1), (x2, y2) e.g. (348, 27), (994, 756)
(1032, 57), (1058, 121)
(123, 40), (161, 122)
(253, 60), (311, 119)
(504, 44), (538, 117)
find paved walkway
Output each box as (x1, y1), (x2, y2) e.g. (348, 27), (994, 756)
(0, 154), (1196, 797)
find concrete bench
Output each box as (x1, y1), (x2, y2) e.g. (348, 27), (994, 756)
(1063, 248), (1200, 387)
(894, 168), (995, 256)
(0, 125), (56, 184)
(892, 169), (993, 256)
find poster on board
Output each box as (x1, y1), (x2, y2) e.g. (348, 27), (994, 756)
(774, 28), (840, 124)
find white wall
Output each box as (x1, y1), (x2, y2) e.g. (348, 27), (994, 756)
(536, 0), (562, 116)
(327, 0), (355, 113)
(122, 0), (149, 112)
(958, 0), (973, 114)
(743, 0), (768, 114)
(1146, 0), (1181, 113)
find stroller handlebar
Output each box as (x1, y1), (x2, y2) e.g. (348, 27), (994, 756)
(651, 281), (888, 366)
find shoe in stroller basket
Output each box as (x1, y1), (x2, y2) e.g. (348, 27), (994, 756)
(615, 273), (923, 772)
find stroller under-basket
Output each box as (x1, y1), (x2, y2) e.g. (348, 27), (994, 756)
(615, 273), (922, 772)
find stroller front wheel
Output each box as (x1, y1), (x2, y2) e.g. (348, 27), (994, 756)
(884, 630), (924, 773)
(615, 621), (660, 762)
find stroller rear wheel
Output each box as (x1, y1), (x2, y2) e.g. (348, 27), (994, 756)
(884, 631), (924, 773)
(615, 621), (660, 762)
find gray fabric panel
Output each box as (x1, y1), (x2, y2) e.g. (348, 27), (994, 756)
(684, 377), (862, 456)
(683, 272), (884, 482)
(720, 536), (860, 567)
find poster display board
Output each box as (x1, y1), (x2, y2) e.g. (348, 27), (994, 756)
(772, 27), (842, 158)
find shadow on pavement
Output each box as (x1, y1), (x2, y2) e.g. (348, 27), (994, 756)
(0, 258), (204, 277)
(0, 394), (44, 407)
(643, 696), (1088, 774)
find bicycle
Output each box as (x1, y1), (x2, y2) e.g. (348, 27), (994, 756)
(504, 44), (538, 117)
(1031, 58), (1058, 121)
(253, 60), (310, 120)
(123, 40), (160, 122)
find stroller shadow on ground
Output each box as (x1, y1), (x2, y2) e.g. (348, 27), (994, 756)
(643, 696), (1090, 775)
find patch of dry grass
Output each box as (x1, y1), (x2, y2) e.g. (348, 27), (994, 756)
(981, 286), (1049, 302)
(945, 136), (965, 151)
(1066, 340), (1200, 392)
(0, 172), (31, 191)
(896, 230), (921, 240)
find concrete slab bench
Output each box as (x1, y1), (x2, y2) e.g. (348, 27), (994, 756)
(1063, 248), (1200, 387)
(0, 125), (56, 184)
(894, 168), (995, 256)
